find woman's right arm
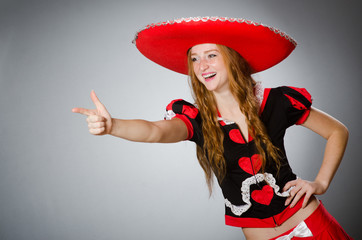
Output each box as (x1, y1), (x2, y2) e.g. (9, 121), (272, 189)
(72, 90), (188, 143)
(110, 118), (188, 143)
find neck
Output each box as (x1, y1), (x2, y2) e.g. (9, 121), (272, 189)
(213, 90), (239, 113)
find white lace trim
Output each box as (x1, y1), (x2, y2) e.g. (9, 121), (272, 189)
(217, 117), (235, 125)
(164, 110), (176, 120)
(133, 16), (297, 46)
(254, 81), (264, 109)
(225, 173), (292, 216)
(217, 82), (263, 124)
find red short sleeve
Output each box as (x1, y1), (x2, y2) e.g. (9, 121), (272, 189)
(281, 86), (312, 125)
(165, 99), (202, 143)
(260, 86), (313, 130)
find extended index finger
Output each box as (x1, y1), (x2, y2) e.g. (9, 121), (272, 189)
(72, 107), (95, 116)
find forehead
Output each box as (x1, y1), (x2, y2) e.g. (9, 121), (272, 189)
(190, 43), (219, 54)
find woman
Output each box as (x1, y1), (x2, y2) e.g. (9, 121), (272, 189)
(73, 17), (352, 239)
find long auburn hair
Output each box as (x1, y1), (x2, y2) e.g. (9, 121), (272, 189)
(187, 44), (281, 194)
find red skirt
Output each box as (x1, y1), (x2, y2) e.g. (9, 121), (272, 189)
(269, 201), (353, 240)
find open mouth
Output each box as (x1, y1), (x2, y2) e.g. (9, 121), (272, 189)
(203, 72), (216, 80)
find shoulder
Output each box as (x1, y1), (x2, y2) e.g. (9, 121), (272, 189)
(165, 99), (202, 142)
(260, 86), (312, 113)
(260, 86), (313, 126)
(165, 99), (199, 120)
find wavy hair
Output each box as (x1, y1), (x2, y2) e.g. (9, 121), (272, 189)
(187, 44), (281, 194)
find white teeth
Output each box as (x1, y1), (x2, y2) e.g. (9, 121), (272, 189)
(203, 73), (216, 79)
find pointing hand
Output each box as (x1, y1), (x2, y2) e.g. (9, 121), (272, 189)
(72, 90), (112, 135)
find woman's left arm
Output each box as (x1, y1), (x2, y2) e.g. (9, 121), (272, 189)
(283, 107), (349, 208)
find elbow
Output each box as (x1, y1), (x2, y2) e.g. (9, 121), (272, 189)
(337, 120), (349, 138)
(340, 123), (349, 143)
(331, 122), (349, 145)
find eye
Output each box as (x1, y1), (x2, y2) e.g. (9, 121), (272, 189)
(191, 56), (199, 62)
(208, 53), (217, 59)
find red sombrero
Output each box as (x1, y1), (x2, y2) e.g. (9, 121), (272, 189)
(133, 16), (297, 74)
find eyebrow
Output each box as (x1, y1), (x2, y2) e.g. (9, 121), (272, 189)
(191, 49), (219, 56)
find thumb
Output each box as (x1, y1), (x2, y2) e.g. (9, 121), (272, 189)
(90, 90), (105, 110)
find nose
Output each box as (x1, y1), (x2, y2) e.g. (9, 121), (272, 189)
(199, 58), (209, 71)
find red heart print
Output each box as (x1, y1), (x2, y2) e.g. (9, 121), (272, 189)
(182, 105), (199, 119)
(238, 154), (262, 175)
(229, 129), (245, 144)
(251, 185), (274, 205)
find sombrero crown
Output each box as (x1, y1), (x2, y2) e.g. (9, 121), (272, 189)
(133, 16), (297, 74)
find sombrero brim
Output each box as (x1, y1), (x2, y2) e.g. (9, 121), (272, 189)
(133, 17), (297, 75)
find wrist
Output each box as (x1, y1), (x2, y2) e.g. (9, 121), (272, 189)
(109, 118), (116, 135)
(314, 178), (330, 194)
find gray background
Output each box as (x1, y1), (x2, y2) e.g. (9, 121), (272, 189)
(1, 0), (361, 239)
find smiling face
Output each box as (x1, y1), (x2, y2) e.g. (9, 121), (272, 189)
(190, 44), (229, 93)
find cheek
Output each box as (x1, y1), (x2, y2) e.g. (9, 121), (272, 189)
(192, 64), (203, 80)
(196, 75), (204, 84)
(192, 63), (199, 75)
